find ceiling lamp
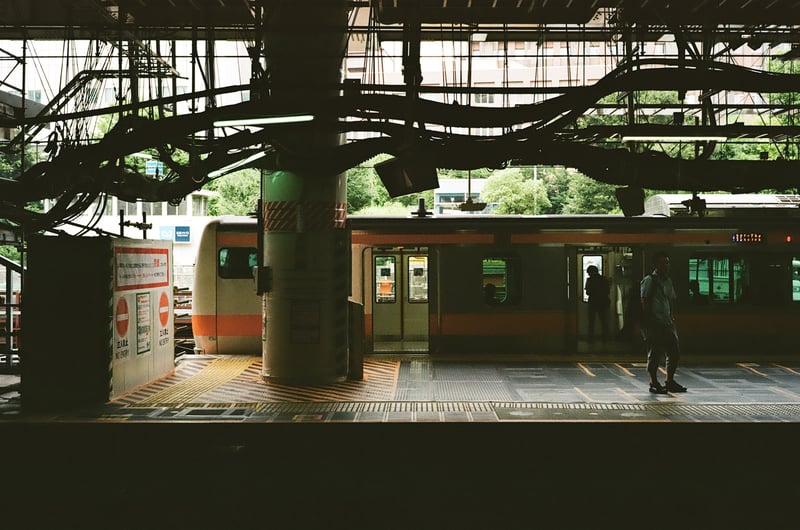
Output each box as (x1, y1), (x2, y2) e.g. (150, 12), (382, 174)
(213, 114), (315, 127)
(208, 151), (268, 178)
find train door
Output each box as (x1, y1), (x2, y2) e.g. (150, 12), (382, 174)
(372, 248), (429, 353)
(574, 247), (636, 353)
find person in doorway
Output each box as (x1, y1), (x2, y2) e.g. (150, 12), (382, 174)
(484, 283), (498, 305)
(688, 280), (709, 305)
(640, 251), (686, 394)
(584, 265), (610, 342)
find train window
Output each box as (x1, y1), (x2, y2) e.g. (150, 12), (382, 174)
(689, 256), (792, 305)
(375, 256), (396, 304)
(688, 257), (744, 303)
(218, 247), (257, 279)
(408, 256), (428, 303)
(483, 257), (518, 305)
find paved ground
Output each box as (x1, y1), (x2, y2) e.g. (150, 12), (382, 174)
(5, 355), (800, 422)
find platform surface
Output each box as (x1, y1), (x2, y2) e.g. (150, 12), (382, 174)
(5, 354), (800, 423)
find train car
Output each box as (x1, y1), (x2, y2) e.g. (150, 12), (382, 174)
(353, 211), (800, 356)
(192, 217), (261, 355)
(193, 197), (800, 357)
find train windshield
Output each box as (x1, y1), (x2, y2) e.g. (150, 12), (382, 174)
(218, 247), (257, 279)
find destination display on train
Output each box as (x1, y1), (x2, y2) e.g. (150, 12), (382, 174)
(731, 232), (764, 243)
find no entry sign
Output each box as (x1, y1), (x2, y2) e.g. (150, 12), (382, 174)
(116, 297), (129, 337)
(159, 291), (170, 327)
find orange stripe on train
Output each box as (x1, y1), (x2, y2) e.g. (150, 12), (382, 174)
(352, 233), (495, 245)
(216, 233), (257, 246)
(510, 232), (733, 244)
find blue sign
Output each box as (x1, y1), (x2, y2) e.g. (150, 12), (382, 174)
(159, 226), (174, 241)
(145, 160), (164, 176)
(175, 226), (191, 242)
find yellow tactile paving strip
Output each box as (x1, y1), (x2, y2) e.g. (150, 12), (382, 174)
(133, 357), (252, 407)
(114, 356), (400, 407)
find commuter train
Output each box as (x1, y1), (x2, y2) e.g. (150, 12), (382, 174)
(193, 195), (800, 357)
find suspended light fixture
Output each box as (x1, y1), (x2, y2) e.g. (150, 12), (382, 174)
(208, 151), (268, 178)
(213, 114), (315, 127)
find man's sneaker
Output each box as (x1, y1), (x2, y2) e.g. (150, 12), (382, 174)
(649, 382), (668, 394)
(666, 380), (687, 393)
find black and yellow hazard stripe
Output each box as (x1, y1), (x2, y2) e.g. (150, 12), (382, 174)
(116, 357), (399, 407)
(112, 357), (215, 406)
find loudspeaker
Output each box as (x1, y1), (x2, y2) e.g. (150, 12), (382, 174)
(615, 186), (645, 217)
(374, 157), (439, 198)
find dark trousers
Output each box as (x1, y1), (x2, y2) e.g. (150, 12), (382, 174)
(643, 323), (681, 381)
(588, 302), (608, 341)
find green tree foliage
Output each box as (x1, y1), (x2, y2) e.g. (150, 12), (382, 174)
(205, 169), (260, 216)
(0, 246), (21, 262)
(353, 202), (414, 216)
(0, 148), (38, 181)
(346, 165), (389, 213)
(481, 167), (551, 214)
(561, 173), (620, 214)
(533, 166), (572, 214)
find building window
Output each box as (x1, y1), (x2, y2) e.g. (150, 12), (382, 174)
(167, 201), (188, 215)
(192, 195), (208, 216)
(120, 200), (138, 216)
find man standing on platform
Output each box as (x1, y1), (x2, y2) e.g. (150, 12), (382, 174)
(640, 251), (687, 394)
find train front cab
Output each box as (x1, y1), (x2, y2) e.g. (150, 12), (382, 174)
(192, 218), (262, 355)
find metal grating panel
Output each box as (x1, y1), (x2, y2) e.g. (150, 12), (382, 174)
(432, 364), (503, 382)
(434, 382), (515, 401)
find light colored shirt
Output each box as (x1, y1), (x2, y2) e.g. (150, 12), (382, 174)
(640, 272), (676, 326)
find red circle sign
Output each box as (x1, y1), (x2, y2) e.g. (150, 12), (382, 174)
(159, 291), (170, 327)
(116, 297), (129, 337)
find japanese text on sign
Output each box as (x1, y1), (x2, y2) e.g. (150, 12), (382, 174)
(115, 247), (170, 291)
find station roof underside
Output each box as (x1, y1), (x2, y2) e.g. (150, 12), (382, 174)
(3, 1), (800, 39)
(3, 0), (800, 232)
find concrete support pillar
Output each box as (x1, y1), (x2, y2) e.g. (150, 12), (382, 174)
(260, 2), (350, 383)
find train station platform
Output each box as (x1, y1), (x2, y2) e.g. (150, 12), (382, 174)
(1, 354), (799, 528)
(5, 353), (800, 423)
